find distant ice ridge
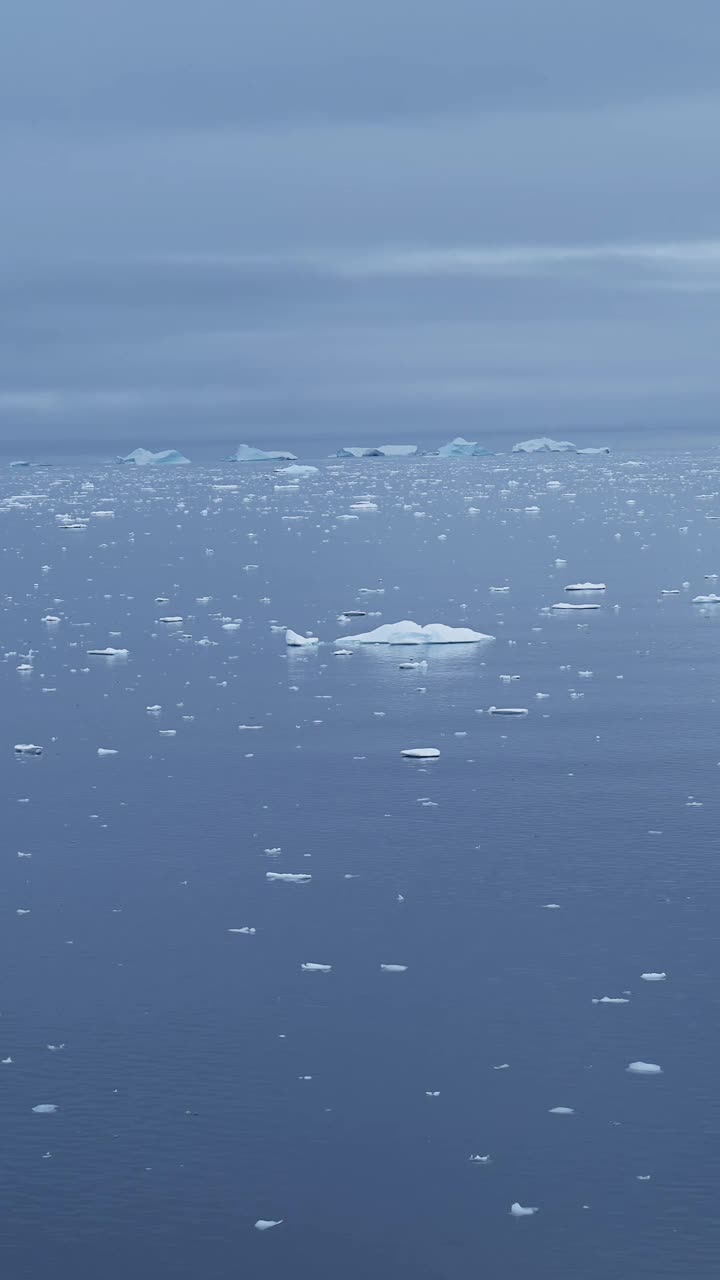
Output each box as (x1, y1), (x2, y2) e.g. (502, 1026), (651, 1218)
(335, 445), (420, 458)
(432, 436), (493, 457)
(231, 443), (297, 461)
(512, 437), (609, 454)
(336, 620), (495, 645)
(117, 448), (190, 465)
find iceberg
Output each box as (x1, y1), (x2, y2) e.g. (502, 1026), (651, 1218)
(231, 444), (297, 462)
(565, 583), (606, 592)
(434, 437), (493, 458)
(401, 747), (440, 759)
(576, 446), (610, 454)
(335, 445), (420, 458)
(692, 594), (720, 604)
(285, 629), (319, 646)
(14, 743), (43, 755)
(626, 1061), (662, 1075)
(277, 464), (319, 475)
(510, 1203), (538, 1217)
(87, 647), (129, 656)
(118, 448), (190, 465)
(512, 437), (577, 453)
(337, 620), (494, 645)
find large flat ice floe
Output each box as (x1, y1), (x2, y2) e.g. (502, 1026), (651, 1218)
(231, 444), (297, 461)
(336, 620), (495, 645)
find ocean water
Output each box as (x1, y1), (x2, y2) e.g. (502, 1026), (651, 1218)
(2, 451), (720, 1278)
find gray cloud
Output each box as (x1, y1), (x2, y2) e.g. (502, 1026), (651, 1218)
(2, 1), (720, 446)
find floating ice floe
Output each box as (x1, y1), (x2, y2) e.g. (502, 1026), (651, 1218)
(469, 1154), (491, 1163)
(565, 583), (607, 592)
(692, 594), (720, 604)
(301, 963), (332, 973)
(510, 1202), (538, 1216)
(488, 707), (528, 716)
(97, 748), (118, 756)
(641, 972), (667, 981)
(277, 464), (318, 475)
(286, 630), (319, 647)
(551, 603), (600, 611)
(549, 1107), (575, 1115)
(14, 744), (43, 755)
(87, 647), (129, 657)
(254, 1219), (283, 1231)
(592, 996), (629, 1004)
(401, 748), (440, 759)
(266, 872), (312, 884)
(380, 963), (408, 972)
(627, 1061), (662, 1074)
(32, 1104), (57, 1114)
(338, 620), (494, 645)
(228, 927), (256, 934)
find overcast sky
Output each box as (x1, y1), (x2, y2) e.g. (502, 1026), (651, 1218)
(3, 0), (720, 447)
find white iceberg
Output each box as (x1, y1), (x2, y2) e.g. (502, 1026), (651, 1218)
(512, 437), (577, 453)
(401, 747), (440, 759)
(87, 647), (129, 656)
(380, 963), (408, 972)
(118, 448), (190, 465)
(592, 996), (629, 1004)
(277, 464), (318, 475)
(254, 1219), (283, 1231)
(641, 972), (667, 982)
(626, 1061), (662, 1074)
(565, 583), (607, 592)
(576, 446), (610, 454)
(510, 1203), (538, 1217)
(286, 629), (319, 647)
(692, 594), (720, 604)
(266, 872), (312, 884)
(301, 962), (332, 972)
(434, 436), (493, 458)
(14, 743), (43, 755)
(97, 748), (118, 756)
(335, 445), (420, 458)
(548, 1107), (575, 1115)
(337, 620), (494, 646)
(231, 444), (297, 462)
(488, 707), (528, 716)
(32, 1104), (57, 1114)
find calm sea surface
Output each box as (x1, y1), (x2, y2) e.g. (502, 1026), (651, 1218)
(2, 451), (720, 1278)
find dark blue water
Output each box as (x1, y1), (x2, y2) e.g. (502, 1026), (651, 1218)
(2, 452), (720, 1277)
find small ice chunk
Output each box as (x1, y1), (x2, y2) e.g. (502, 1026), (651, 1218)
(32, 1104), (57, 1114)
(301, 962), (332, 973)
(469, 1154), (491, 1163)
(87, 647), (129, 656)
(401, 747), (440, 759)
(14, 744), (43, 755)
(97, 748), (118, 756)
(510, 1203), (538, 1217)
(549, 1107), (575, 1115)
(488, 707), (528, 716)
(254, 1219), (283, 1231)
(565, 583), (607, 592)
(228, 927), (256, 934)
(266, 872), (312, 884)
(641, 972), (667, 982)
(626, 1061), (662, 1074)
(592, 996), (629, 1004)
(551, 603), (600, 611)
(381, 963), (407, 972)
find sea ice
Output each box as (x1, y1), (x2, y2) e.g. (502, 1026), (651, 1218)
(626, 1061), (662, 1074)
(301, 963), (332, 972)
(254, 1219), (283, 1231)
(14, 744), (43, 755)
(286, 630), (319, 646)
(510, 1202), (538, 1216)
(266, 872), (312, 884)
(641, 972), (667, 981)
(401, 748), (440, 759)
(338, 620), (494, 645)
